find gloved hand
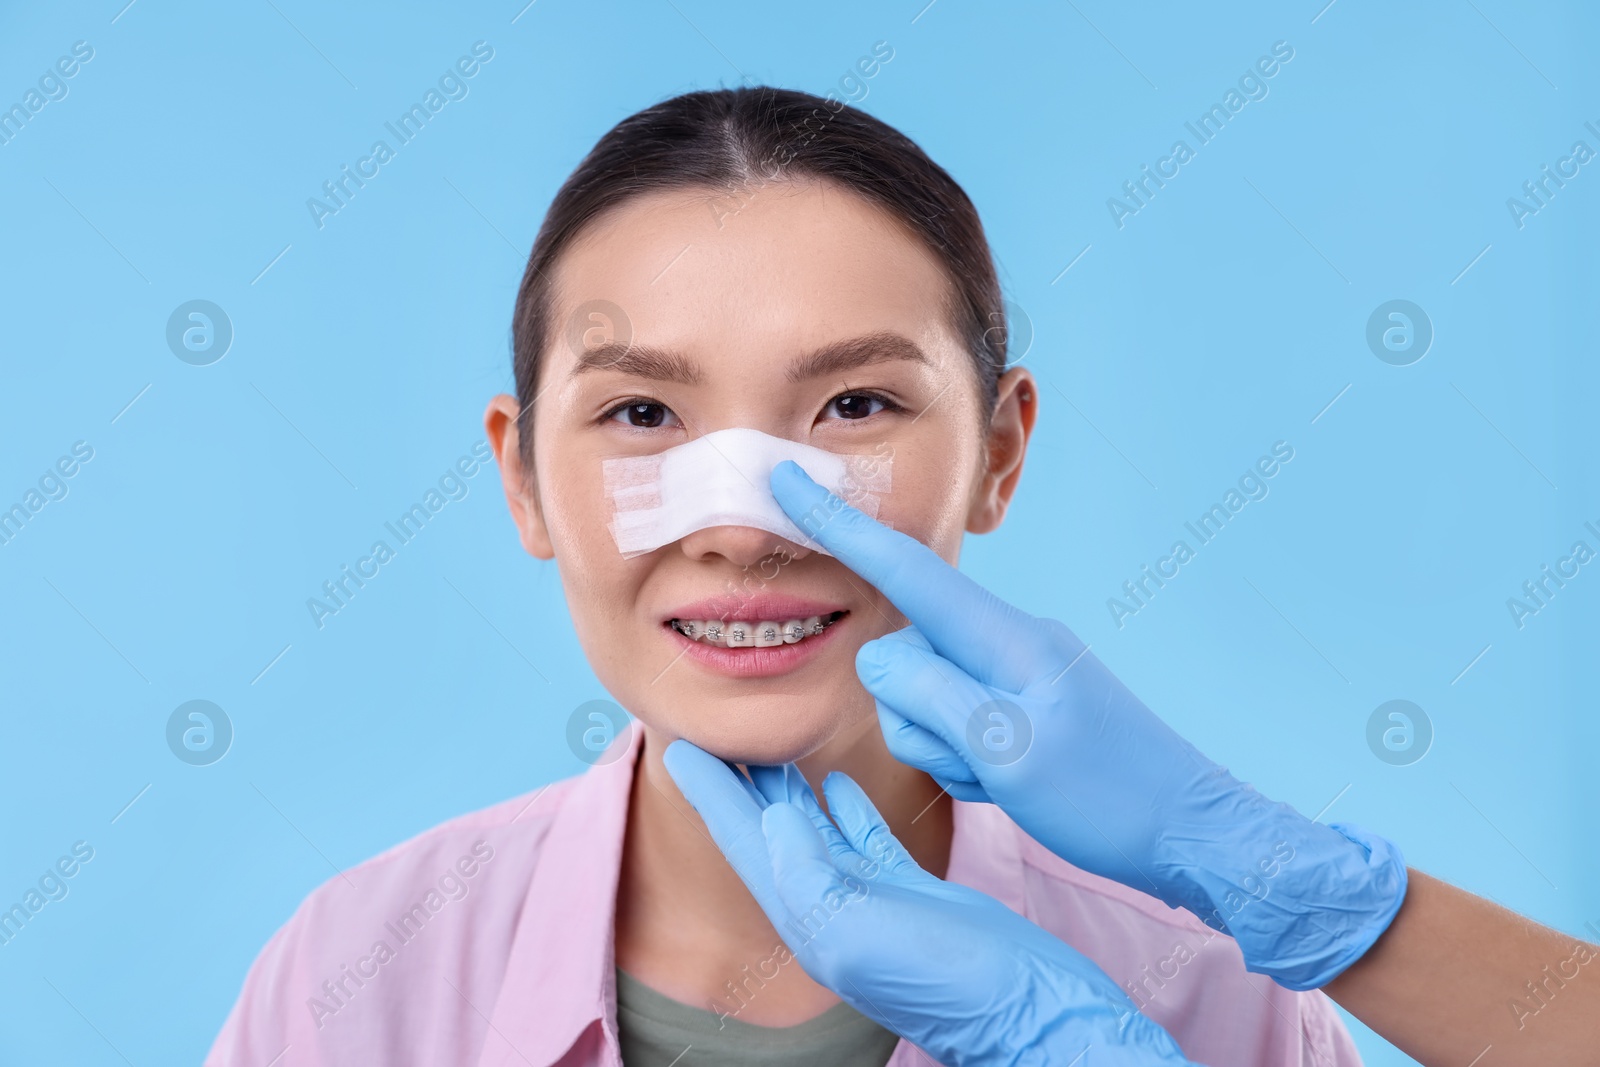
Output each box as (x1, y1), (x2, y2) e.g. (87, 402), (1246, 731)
(768, 459), (1407, 991)
(663, 739), (1201, 1067)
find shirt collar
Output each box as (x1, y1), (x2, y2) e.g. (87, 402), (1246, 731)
(472, 729), (1026, 1067)
(476, 726), (642, 1067)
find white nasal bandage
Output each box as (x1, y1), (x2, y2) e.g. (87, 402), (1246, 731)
(602, 427), (892, 558)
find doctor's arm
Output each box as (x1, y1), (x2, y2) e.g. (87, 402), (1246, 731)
(1320, 868), (1599, 1065)
(770, 460), (1600, 1066)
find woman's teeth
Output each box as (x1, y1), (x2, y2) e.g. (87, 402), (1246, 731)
(670, 611), (845, 648)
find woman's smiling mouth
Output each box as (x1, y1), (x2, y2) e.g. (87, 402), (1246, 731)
(669, 610), (847, 647)
(659, 596), (852, 677)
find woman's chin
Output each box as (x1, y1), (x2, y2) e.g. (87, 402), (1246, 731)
(656, 712), (859, 769)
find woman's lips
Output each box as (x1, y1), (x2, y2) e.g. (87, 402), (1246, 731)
(662, 595), (847, 623)
(661, 611), (848, 678)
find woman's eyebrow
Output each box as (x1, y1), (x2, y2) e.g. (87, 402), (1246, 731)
(569, 332), (930, 383)
(571, 343), (703, 384)
(785, 332), (931, 382)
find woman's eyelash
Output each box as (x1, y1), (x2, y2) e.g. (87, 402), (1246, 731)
(601, 397), (670, 421)
(600, 391), (904, 425)
(827, 390), (905, 415)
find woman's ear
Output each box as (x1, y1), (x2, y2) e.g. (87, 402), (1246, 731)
(485, 394), (555, 560)
(966, 367), (1037, 535)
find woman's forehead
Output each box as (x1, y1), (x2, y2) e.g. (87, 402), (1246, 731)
(545, 182), (961, 368)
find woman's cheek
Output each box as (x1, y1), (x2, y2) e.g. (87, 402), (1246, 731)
(543, 457), (612, 560)
(876, 453), (972, 564)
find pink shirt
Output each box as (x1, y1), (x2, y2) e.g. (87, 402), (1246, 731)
(206, 730), (1361, 1066)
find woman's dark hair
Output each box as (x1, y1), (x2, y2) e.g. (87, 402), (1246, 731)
(510, 85), (1008, 464)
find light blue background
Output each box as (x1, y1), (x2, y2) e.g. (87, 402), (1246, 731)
(1, 1), (1595, 1063)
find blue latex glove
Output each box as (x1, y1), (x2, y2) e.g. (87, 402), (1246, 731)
(769, 460), (1407, 991)
(663, 739), (1201, 1067)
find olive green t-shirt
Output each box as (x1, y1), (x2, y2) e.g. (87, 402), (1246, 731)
(615, 968), (901, 1067)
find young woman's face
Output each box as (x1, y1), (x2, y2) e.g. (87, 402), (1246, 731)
(488, 179), (1034, 765)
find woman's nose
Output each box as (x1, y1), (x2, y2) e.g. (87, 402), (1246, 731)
(676, 524), (815, 569)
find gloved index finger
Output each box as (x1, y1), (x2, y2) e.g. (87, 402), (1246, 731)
(771, 459), (1047, 692)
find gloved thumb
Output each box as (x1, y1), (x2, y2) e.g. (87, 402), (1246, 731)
(876, 703), (988, 801)
(856, 638), (996, 768)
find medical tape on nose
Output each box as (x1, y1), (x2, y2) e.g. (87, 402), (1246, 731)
(602, 427), (892, 558)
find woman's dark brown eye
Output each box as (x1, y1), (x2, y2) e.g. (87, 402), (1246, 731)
(608, 402), (678, 428)
(826, 394), (886, 420)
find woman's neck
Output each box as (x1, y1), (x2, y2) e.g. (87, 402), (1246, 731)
(613, 718), (953, 1026)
